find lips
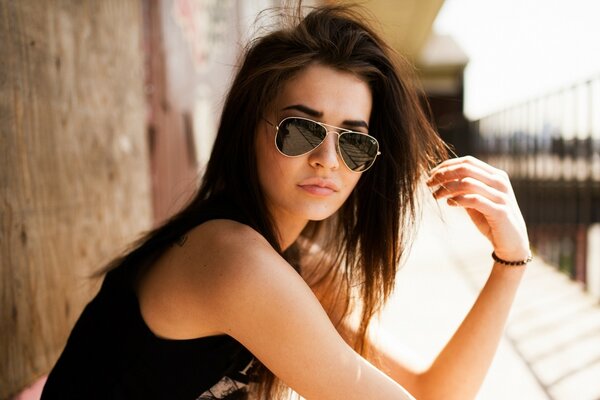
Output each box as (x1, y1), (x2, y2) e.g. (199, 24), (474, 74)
(297, 177), (340, 195)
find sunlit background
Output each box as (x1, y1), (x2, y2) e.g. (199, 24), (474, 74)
(2, 1), (599, 399)
(435, 0), (600, 119)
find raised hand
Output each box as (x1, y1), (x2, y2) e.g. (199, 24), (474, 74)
(426, 156), (530, 262)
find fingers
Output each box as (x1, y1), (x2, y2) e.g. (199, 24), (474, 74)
(429, 155), (501, 176)
(432, 177), (507, 205)
(427, 156), (530, 260)
(445, 193), (502, 216)
(427, 155), (511, 194)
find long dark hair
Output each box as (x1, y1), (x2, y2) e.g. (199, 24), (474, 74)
(102, 3), (448, 398)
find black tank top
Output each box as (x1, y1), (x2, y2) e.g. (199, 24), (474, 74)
(42, 197), (256, 400)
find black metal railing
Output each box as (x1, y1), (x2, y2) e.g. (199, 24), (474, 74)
(473, 76), (600, 291)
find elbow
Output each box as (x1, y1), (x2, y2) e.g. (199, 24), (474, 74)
(413, 369), (480, 400)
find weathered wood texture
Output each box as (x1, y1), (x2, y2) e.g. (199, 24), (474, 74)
(0, 1), (151, 397)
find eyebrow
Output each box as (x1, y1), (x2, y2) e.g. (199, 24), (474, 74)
(282, 104), (369, 129)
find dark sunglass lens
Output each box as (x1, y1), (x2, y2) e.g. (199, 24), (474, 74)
(338, 133), (379, 171)
(276, 118), (326, 156)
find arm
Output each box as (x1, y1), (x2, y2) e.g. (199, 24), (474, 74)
(179, 220), (416, 400)
(416, 261), (525, 399)
(341, 156), (529, 399)
(362, 263), (525, 400)
(421, 153), (529, 399)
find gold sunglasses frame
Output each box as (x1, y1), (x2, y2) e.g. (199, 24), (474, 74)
(265, 116), (381, 172)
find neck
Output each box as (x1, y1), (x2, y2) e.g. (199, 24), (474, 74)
(271, 210), (308, 251)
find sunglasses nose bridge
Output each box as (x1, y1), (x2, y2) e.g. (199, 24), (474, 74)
(320, 126), (340, 143)
(307, 128), (341, 169)
(321, 129), (344, 156)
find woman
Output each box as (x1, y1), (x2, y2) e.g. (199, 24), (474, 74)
(42, 4), (530, 400)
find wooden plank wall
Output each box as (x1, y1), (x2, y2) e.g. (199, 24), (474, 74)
(0, 1), (151, 397)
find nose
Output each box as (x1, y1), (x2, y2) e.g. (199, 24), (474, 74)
(308, 131), (340, 170)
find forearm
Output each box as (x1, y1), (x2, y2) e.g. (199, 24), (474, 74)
(337, 262), (525, 399)
(415, 262), (525, 399)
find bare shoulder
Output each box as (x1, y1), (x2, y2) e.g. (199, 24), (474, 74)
(137, 218), (294, 339)
(180, 219), (291, 285)
(139, 219), (415, 399)
(180, 218), (311, 323)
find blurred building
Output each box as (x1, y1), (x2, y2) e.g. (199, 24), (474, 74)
(474, 79), (600, 298)
(419, 32), (470, 156)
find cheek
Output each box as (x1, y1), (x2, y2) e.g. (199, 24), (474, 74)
(342, 173), (362, 194)
(255, 129), (275, 173)
(331, 173), (361, 208)
(255, 131), (293, 191)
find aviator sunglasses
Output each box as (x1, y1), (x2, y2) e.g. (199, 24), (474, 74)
(265, 116), (381, 172)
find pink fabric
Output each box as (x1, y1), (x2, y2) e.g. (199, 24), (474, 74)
(12, 376), (46, 400)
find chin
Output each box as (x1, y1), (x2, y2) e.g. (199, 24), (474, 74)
(303, 203), (342, 222)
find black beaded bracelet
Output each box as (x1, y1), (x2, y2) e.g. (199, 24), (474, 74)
(492, 251), (532, 266)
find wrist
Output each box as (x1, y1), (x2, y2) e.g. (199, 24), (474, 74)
(491, 250), (532, 266)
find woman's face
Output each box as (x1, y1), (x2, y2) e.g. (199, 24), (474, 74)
(255, 63), (373, 227)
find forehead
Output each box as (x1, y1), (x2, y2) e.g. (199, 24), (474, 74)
(274, 64), (372, 122)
